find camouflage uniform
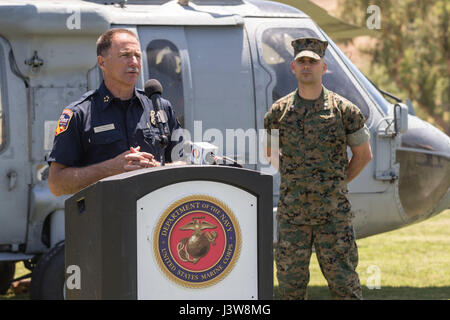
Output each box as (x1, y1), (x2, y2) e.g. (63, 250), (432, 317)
(264, 38), (369, 300)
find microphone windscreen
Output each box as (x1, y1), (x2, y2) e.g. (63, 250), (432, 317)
(144, 79), (163, 97)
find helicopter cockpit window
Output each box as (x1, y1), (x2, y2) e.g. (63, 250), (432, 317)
(147, 40), (184, 127)
(261, 28), (370, 119)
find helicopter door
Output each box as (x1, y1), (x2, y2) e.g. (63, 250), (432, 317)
(0, 37), (30, 250)
(137, 25), (256, 168)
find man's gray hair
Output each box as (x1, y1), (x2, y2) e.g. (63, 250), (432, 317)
(96, 28), (138, 57)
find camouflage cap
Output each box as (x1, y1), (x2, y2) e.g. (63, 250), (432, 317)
(292, 37), (328, 60)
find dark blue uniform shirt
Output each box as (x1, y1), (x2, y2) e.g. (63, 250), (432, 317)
(48, 82), (182, 167)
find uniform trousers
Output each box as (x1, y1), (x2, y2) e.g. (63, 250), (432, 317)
(275, 216), (362, 300)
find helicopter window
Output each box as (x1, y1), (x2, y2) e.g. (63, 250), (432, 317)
(324, 34), (389, 114)
(147, 40), (184, 127)
(397, 149), (449, 220)
(261, 28), (370, 119)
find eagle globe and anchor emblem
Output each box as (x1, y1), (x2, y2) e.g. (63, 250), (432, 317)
(154, 195), (241, 288)
(177, 217), (218, 264)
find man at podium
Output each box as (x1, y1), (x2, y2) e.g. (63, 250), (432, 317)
(47, 29), (183, 196)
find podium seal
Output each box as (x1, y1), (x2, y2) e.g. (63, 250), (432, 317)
(154, 195), (241, 288)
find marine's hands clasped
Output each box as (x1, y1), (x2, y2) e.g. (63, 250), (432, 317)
(124, 146), (161, 171)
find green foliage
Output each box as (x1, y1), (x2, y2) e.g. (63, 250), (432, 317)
(338, 0), (449, 133)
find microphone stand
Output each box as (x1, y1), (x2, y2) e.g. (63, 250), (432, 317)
(145, 79), (171, 166)
(153, 133), (169, 166)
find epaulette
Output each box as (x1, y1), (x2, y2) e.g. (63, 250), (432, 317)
(329, 90), (354, 108)
(272, 91), (296, 111)
(276, 91), (295, 105)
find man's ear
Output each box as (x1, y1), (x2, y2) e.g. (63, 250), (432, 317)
(97, 55), (105, 71)
(290, 60), (296, 74)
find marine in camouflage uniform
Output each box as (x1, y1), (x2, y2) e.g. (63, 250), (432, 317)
(264, 37), (371, 300)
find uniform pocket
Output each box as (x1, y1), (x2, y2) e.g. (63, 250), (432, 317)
(319, 117), (339, 144)
(87, 129), (126, 164)
(279, 111), (302, 155)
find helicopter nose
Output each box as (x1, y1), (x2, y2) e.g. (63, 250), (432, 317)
(396, 116), (450, 221)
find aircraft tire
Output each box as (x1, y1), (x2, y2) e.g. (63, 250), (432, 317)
(0, 261), (16, 295)
(29, 241), (65, 300)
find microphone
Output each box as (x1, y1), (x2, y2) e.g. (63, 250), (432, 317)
(144, 79), (170, 165)
(144, 78), (162, 100)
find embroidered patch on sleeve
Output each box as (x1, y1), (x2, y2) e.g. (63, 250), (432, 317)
(55, 108), (74, 136)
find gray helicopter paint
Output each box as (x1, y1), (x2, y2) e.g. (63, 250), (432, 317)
(0, 0), (447, 264)
(0, 36), (30, 249)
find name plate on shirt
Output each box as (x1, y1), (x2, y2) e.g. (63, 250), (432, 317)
(94, 123), (115, 133)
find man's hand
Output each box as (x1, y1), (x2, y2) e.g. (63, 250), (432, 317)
(49, 146), (184, 196)
(124, 146), (160, 170)
(126, 147), (189, 168)
(264, 146), (280, 171)
(48, 154), (128, 196)
(48, 147), (157, 196)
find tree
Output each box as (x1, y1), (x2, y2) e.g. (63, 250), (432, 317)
(337, 0), (449, 133)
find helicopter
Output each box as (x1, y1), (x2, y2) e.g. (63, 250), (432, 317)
(0, 0), (448, 299)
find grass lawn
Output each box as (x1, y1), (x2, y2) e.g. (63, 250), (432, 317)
(1, 210), (449, 300)
(274, 209), (450, 299)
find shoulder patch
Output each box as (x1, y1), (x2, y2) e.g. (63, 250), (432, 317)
(53, 90), (96, 136)
(55, 108), (74, 136)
